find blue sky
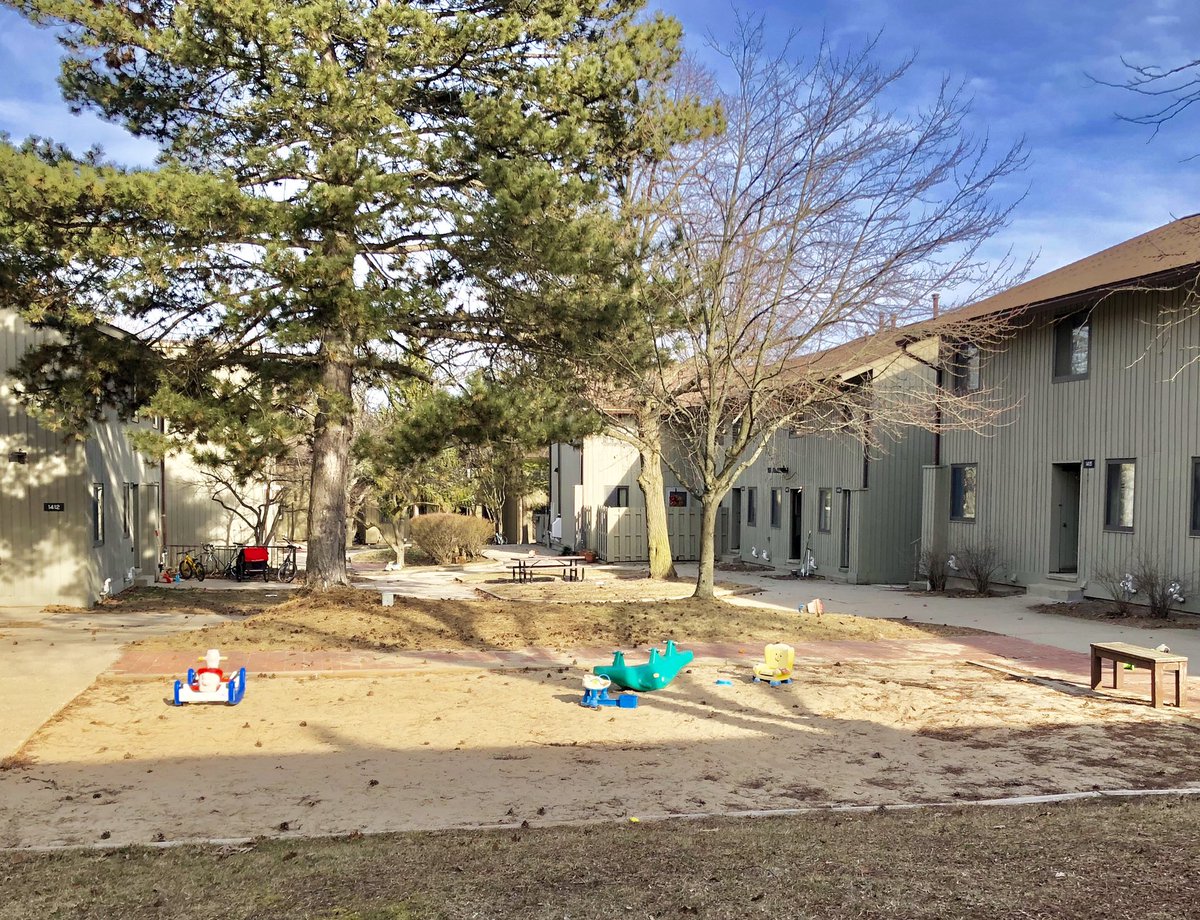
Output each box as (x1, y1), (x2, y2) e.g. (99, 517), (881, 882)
(1, 0), (1198, 283)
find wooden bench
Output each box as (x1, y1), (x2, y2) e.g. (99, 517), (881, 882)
(1090, 641), (1188, 709)
(509, 556), (587, 584)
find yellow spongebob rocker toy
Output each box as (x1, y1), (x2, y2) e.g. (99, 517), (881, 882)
(752, 642), (795, 687)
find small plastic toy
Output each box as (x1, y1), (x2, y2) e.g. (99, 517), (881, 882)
(579, 674), (638, 709)
(594, 640), (694, 692)
(173, 649), (247, 705)
(753, 643), (795, 687)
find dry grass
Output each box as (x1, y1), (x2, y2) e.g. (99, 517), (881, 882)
(3, 798), (1200, 919)
(44, 587), (289, 619)
(0, 752), (34, 771)
(121, 587), (981, 653)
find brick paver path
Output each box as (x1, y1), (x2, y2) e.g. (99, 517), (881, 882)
(111, 633), (1200, 710)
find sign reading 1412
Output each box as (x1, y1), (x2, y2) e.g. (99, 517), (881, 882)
(43, 502), (65, 512)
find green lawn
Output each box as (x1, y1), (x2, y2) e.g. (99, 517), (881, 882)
(4, 797), (1198, 919)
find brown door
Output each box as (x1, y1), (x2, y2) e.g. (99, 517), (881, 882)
(1050, 464), (1081, 573)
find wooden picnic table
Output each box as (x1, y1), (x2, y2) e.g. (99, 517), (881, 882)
(509, 555), (588, 584)
(1090, 641), (1188, 709)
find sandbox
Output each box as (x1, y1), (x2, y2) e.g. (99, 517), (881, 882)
(3, 661), (1198, 847)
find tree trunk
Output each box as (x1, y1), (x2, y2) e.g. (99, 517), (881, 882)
(389, 518), (407, 568)
(640, 454), (675, 579)
(636, 411), (677, 580)
(693, 493), (719, 599)
(305, 350), (354, 588)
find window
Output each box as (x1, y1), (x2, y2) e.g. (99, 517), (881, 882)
(667, 489), (688, 508)
(92, 483), (105, 545)
(747, 488), (757, 526)
(1192, 458), (1200, 536)
(1054, 313), (1090, 379)
(122, 483), (132, 537)
(950, 464), (977, 521)
(818, 488), (833, 533)
(606, 486), (629, 508)
(770, 489), (782, 528)
(1105, 459), (1136, 531)
(949, 342), (981, 393)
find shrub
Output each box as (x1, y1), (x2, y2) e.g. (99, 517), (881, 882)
(951, 540), (1004, 595)
(1094, 566), (1137, 617)
(918, 548), (949, 592)
(1130, 554), (1187, 620)
(410, 514), (495, 564)
(458, 516), (496, 558)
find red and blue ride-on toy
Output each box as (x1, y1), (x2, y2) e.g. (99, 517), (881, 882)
(236, 545), (270, 582)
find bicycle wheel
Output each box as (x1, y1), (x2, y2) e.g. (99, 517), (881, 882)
(280, 556), (297, 583)
(180, 558), (195, 580)
(194, 561), (206, 582)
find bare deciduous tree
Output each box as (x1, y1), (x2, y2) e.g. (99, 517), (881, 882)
(592, 18), (1026, 598)
(1104, 56), (1200, 137)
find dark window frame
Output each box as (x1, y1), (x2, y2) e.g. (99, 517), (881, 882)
(1192, 457), (1200, 537)
(1053, 312), (1091, 382)
(122, 483), (132, 538)
(817, 488), (832, 533)
(949, 463), (977, 523)
(1104, 458), (1136, 532)
(949, 341), (982, 394)
(667, 489), (688, 508)
(747, 487), (757, 526)
(92, 482), (105, 545)
(770, 488), (782, 528)
(606, 486), (629, 508)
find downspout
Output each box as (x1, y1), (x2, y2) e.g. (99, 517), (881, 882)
(931, 294), (942, 466)
(159, 416), (168, 572)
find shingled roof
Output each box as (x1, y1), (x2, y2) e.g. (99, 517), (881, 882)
(934, 212), (1200, 326)
(815, 212), (1200, 377)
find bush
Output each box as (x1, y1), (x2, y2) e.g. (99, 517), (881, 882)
(918, 548), (949, 592)
(951, 540), (1004, 595)
(410, 514), (495, 564)
(1130, 554), (1188, 620)
(1094, 566), (1137, 617)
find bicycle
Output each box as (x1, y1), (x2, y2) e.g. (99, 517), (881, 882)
(178, 548), (206, 581)
(278, 541), (299, 583)
(199, 543), (235, 579)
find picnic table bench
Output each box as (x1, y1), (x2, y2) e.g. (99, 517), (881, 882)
(509, 555), (588, 584)
(1090, 641), (1188, 709)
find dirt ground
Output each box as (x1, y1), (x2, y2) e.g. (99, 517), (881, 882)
(1031, 598), (1200, 629)
(4, 659), (1199, 849)
(125, 588), (981, 653)
(459, 569), (759, 602)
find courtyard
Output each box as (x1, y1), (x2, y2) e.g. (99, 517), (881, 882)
(4, 564), (1200, 863)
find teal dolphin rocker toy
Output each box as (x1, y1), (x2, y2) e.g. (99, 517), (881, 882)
(593, 640), (694, 692)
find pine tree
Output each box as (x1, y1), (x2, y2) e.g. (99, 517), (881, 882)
(0, 0), (694, 586)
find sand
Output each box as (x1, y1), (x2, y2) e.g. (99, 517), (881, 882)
(3, 661), (1199, 848)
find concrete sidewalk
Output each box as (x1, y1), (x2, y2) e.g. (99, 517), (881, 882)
(674, 563), (1200, 662)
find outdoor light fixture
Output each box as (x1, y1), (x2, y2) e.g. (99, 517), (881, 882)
(8, 450), (27, 464)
